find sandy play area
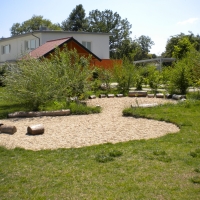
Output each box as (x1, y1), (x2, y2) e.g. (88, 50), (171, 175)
(0, 97), (180, 151)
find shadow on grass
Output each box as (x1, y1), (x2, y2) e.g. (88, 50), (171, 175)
(0, 102), (30, 119)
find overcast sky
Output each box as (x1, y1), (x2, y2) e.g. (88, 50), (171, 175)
(1, 0), (199, 55)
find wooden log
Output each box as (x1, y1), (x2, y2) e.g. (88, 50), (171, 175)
(156, 93), (164, 98)
(147, 94), (155, 98)
(8, 111), (40, 118)
(116, 94), (123, 97)
(172, 94), (186, 100)
(89, 95), (96, 99)
(99, 94), (106, 98)
(165, 94), (172, 99)
(0, 125), (17, 134)
(128, 91), (147, 97)
(27, 124), (44, 135)
(107, 94), (115, 98)
(8, 109), (70, 118)
(131, 103), (158, 108)
(40, 110), (70, 117)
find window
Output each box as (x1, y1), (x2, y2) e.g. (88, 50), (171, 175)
(24, 39), (36, 51)
(82, 41), (91, 51)
(1, 44), (11, 54)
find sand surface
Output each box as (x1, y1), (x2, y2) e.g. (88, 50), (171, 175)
(0, 97), (180, 151)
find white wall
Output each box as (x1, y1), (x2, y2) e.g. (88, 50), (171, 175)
(0, 35), (39, 63)
(0, 31), (111, 64)
(39, 32), (110, 59)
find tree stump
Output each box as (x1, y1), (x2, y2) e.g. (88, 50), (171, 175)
(99, 94), (106, 98)
(128, 91), (147, 97)
(27, 124), (44, 135)
(107, 94), (115, 98)
(89, 95), (96, 99)
(156, 93), (164, 98)
(0, 125), (17, 134)
(116, 94), (123, 97)
(147, 94), (155, 98)
(165, 94), (172, 99)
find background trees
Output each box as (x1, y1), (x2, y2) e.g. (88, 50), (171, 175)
(135, 35), (155, 60)
(86, 9), (132, 59)
(163, 32), (200, 58)
(10, 15), (61, 35)
(61, 4), (88, 31)
(9, 5), (157, 61)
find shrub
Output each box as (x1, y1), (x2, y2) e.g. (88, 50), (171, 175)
(0, 65), (7, 86)
(147, 66), (162, 93)
(69, 102), (101, 115)
(93, 67), (112, 92)
(168, 61), (191, 94)
(113, 59), (135, 95)
(2, 49), (92, 111)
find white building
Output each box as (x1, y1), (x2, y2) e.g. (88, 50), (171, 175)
(0, 30), (111, 65)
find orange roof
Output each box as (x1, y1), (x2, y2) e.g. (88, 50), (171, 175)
(29, 37), (101, 61)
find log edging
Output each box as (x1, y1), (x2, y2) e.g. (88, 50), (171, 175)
(8, 109), (71, 118)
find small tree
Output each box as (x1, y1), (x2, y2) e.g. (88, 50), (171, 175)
(168, 61), (191, 94)
(113, 59), (135, 95)
(147, 66), (162, 94)
(95, 67), (113, 92)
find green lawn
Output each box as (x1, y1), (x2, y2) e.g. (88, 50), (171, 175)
(0, 97), (200, 199)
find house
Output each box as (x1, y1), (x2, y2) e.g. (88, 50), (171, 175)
(28, 37), (101, 63)
(0, 30), (112, 67)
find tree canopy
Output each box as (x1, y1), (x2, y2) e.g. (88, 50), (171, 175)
(163, 32), (200, 59)
(9, 5), (156, 60)
(86, 9), (132, 59)
(10, 15), (61, 35)
(61, 4), (88, 31)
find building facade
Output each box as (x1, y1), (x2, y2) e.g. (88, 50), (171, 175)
(0, 30), (111, 65)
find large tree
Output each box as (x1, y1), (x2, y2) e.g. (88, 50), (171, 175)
(135, 35), (155, 59)
(163, 32), (200, 58)
(61, 4), (88, 31)
(10, 15), (61, 35)
(86, 9), (132, 58)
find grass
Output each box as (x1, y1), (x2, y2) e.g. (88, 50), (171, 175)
(0, 91), (200, 199)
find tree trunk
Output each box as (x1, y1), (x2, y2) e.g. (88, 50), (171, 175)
(27, 124), (44, 135)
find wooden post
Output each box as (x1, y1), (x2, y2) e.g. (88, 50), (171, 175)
(27, 124), (44, 135)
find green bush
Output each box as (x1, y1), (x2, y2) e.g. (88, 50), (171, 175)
(147, 66), (162, 93)
(69, 102), (101, 115)
(0, 65), (7, 86)
(2, 48), (92, 111)
(113, 59), (135, 95)
(168, 61), (191, 94)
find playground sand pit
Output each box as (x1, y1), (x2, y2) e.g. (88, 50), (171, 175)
(0, 97), (179, 150)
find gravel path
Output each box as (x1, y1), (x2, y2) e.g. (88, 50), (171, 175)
(0, 97), (179, 151)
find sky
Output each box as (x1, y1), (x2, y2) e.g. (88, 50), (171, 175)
(1, 0), (200, 55)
